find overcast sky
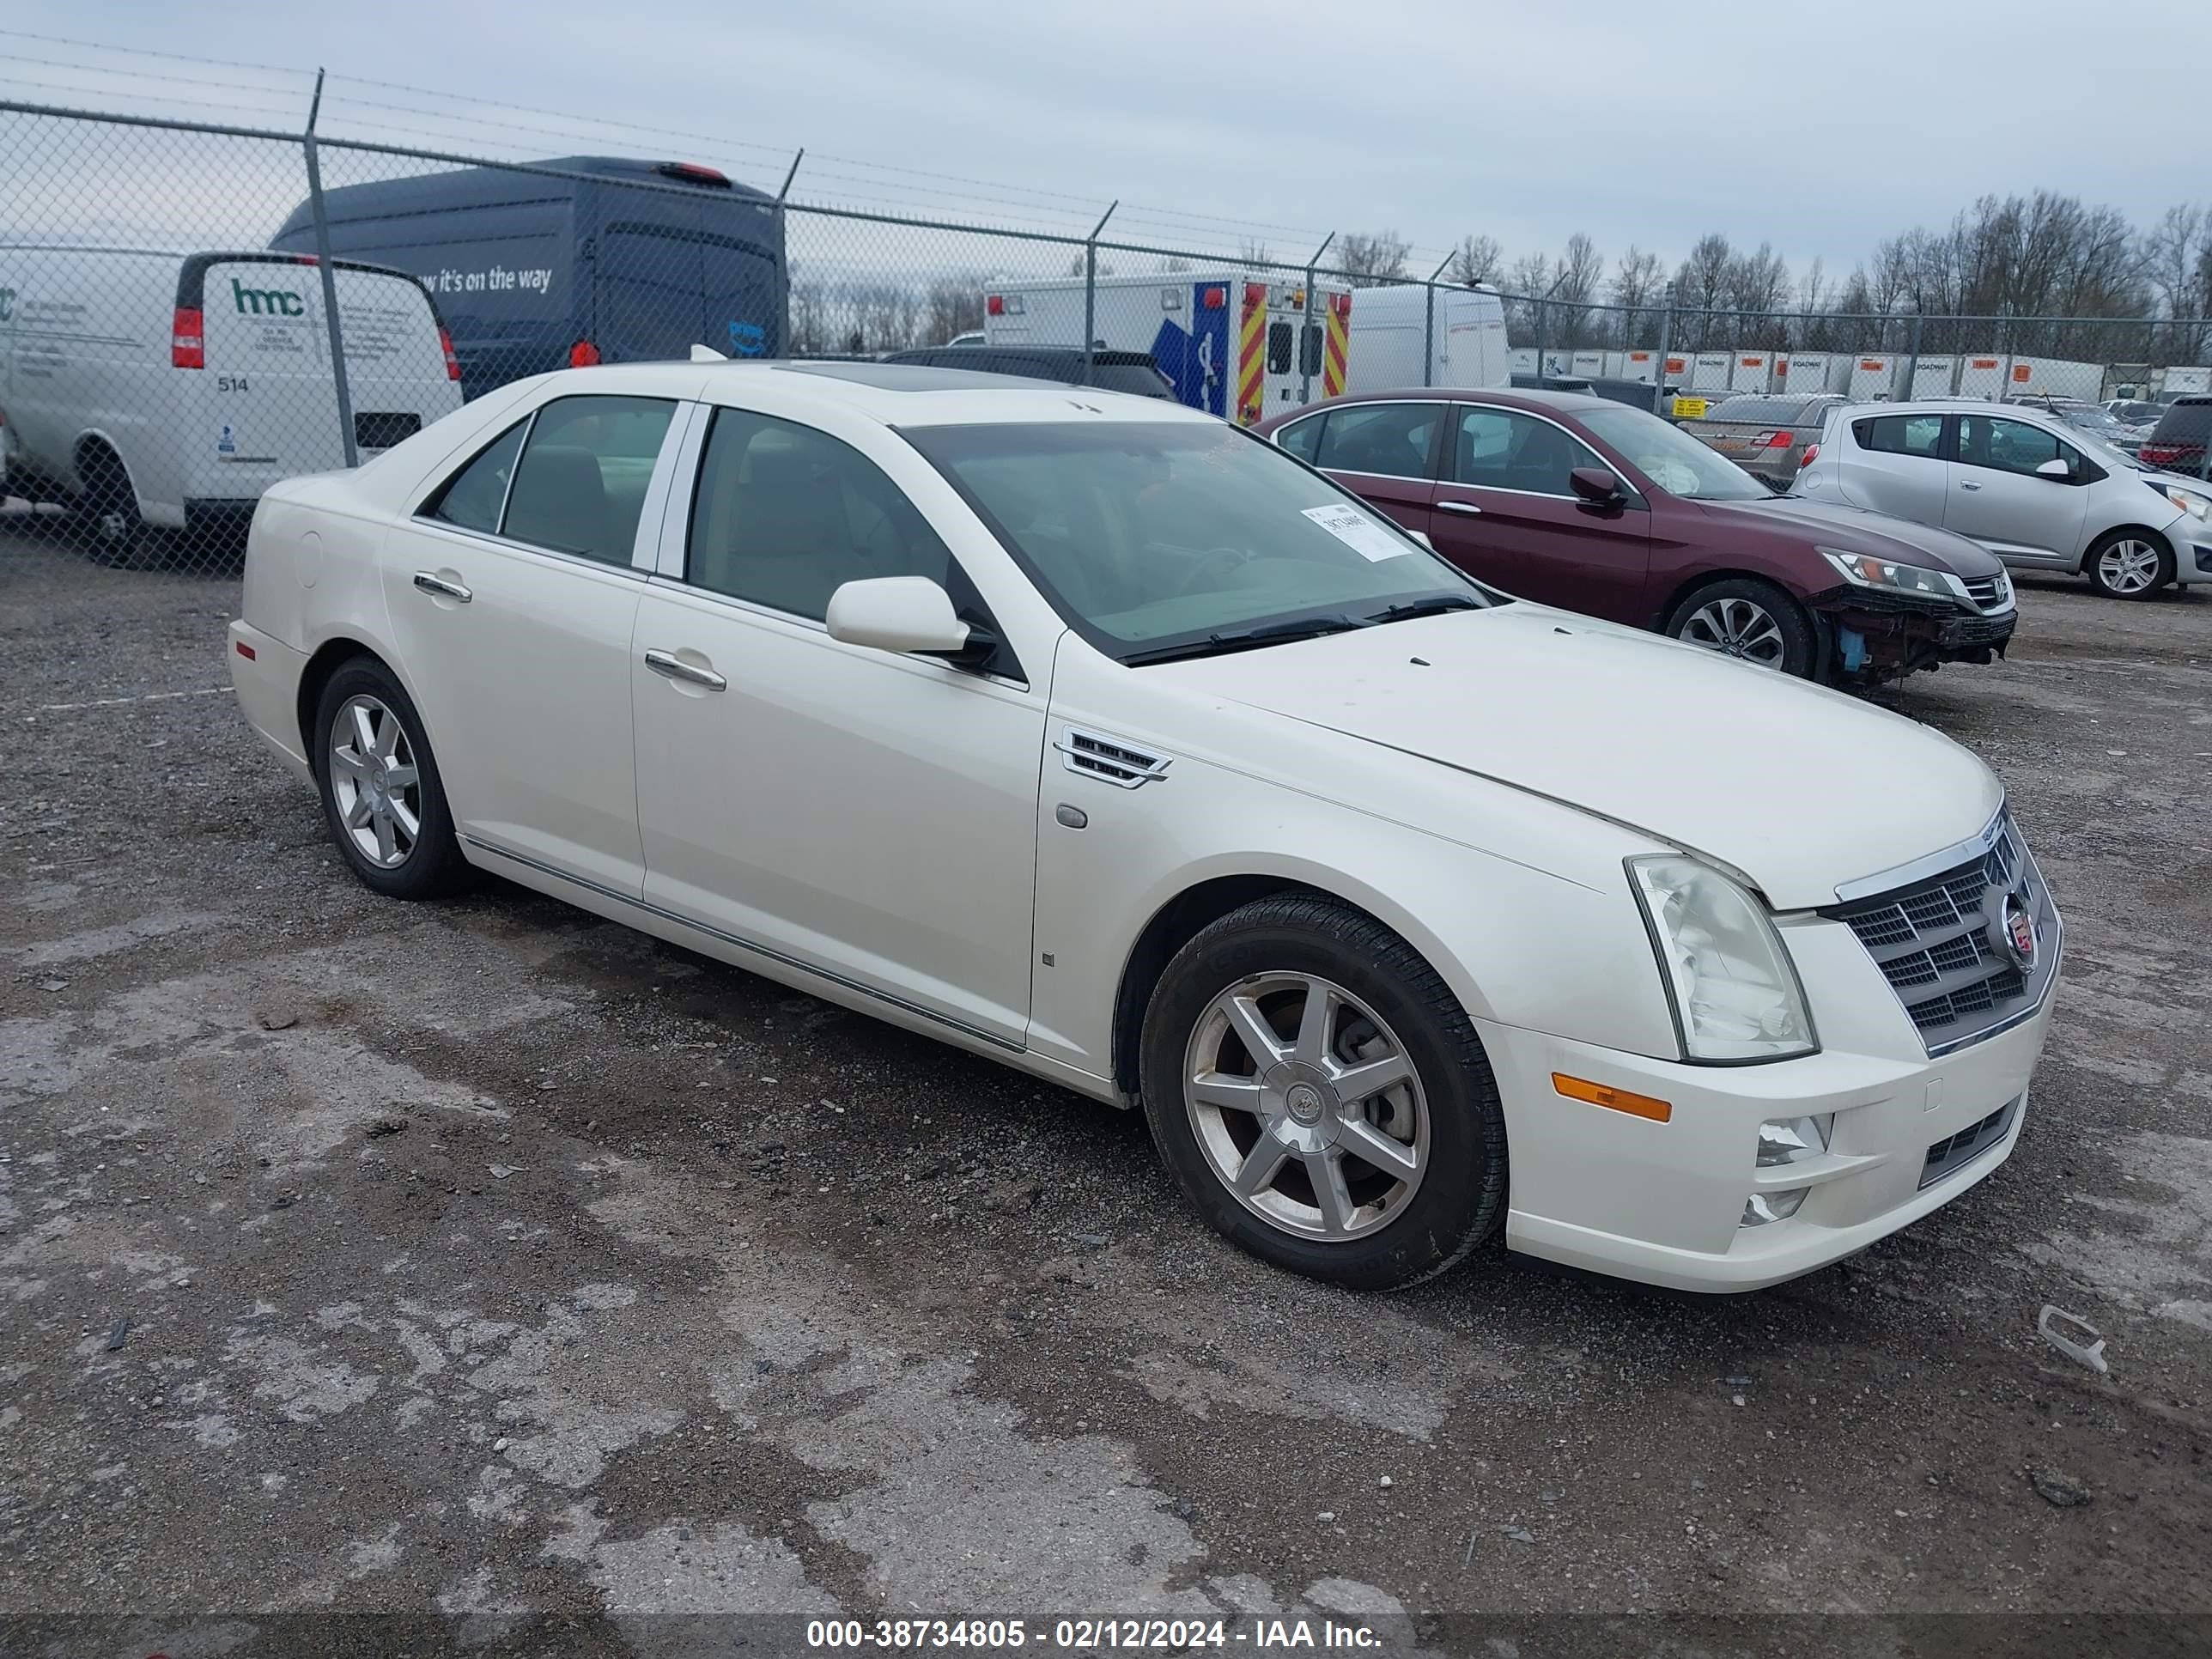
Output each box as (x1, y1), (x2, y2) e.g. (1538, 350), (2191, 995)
(14, 0), (2212, 286)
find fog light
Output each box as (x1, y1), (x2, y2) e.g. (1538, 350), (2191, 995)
(1741, 1188), (1808, 1227)
(1757, 1115), (1832, 1167)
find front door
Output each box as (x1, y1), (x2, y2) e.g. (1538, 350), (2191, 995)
(1427, 402), (1650, 623)
(1945, 411), (2093, 563)
(384, 391), (680, 896)
(630, 404), (1046, 1046)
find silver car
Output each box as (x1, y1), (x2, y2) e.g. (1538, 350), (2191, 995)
(1793, 399), (2212, 599)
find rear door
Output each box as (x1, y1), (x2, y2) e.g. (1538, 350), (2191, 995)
(1306, 400), (1443, 539)
(1835, 410), (1951, 525)
(195, 255), (340, 495)
(1428, 401), (1651, 622)
(325, 264), (463, 453)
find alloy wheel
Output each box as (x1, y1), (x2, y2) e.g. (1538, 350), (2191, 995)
(329, 694), (422, 869)
(2095, 538), (2162, 595)
(1182, 972), (1429, 1242)
(1680, 596), (1787, 666)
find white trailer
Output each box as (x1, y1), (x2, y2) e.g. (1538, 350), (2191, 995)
(1615, 348), (1660, 384)
(981, 269), (1352, 423)
(1956, 354), (2007, 399)
(1509, 346), (1538, 376)
(1909, 356), (1957, 398)
(2161, 365), (2212, 397)
(1570, 349), (1605, 380)
(1333, 283), (1510, 395)
(1848, 355), (1899, 399)
(1775, 353), (1841, 394)
(1729, 350), (1772, 392)
(2004, 356), (2103, 402)
(1691, 353), (1733, 392)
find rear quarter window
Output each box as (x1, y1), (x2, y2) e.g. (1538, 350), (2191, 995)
(1855, 413), (1945, 457)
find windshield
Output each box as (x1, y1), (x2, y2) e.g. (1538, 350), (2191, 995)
(2063, 422), (2147, 472)
(904, 420), (1488, 661)
(2058, 407), (2123, 436)
(1578, 404), (1772, 500)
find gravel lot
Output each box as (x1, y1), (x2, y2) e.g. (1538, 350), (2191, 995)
(3, 523), (2209, 1656)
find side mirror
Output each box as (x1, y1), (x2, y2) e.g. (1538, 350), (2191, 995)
(825, 576), (973, 657)
(1569, 465), (1626, 506)
(2034, 457), (2072, 480)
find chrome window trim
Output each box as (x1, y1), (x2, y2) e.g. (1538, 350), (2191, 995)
(1306, 400), (1444, 485)
(1832, 806), (2007, 904)
(405, 516), (649, 580)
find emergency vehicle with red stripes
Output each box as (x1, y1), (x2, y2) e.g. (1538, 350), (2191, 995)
(977, 272), (1510, 424)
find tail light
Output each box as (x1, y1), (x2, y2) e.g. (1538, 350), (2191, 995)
(1765, 430), (1795, 448)
(1747, 430), (1778, 447)
(171, 307), (204, 369)
(438, 326), (461, 382)
(1800, 444), (1820, 467)
(986, 295), (1004, 316)
(568, 340), (601, 368)
(1202, 286), (1226, 310)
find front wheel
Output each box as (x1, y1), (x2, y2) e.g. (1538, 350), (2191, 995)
(1662, 577), (1815, 677)
(1139, 895), (1508, 1291)
(2083, 531), (2172, 600)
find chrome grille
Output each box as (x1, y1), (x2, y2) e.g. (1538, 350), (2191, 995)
(1825, 813), (2058, 1056)
(1962, 572), (2011, 611)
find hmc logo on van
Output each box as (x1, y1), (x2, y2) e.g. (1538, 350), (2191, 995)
(232, 277), (306, 317)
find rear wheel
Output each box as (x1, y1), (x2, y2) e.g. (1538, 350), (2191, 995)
(312, 658), (470, 900)
(1663, 576), (1815, 677)
(76, 449), (167, 569)
(1139, 895), (1508, 1291)
(2083, 530), (2172, 600)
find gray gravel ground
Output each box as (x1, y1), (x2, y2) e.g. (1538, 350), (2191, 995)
(3, 521), (2209, 1656)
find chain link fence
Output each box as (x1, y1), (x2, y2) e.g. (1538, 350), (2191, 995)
(7, 95), (2211, 577)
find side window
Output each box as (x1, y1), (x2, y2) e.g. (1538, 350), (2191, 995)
(1312, 403), (1437, 479)
(1451, 406), (1599, 496)
(1860, 413), (1946, 458)
(501, 395), (677, 565)
(1266, 321), (1293, 375)
(687, 408), (954, 622)
(1960, 416), (2072, 478)
(1275, 413), (1326, 465)
(424, 420), (527, 533)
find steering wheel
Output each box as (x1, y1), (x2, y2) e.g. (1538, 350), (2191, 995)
(1176, 544), (1256, 597)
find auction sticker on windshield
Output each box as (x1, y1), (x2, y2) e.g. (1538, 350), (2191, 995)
(1301, 503), (1408, 562)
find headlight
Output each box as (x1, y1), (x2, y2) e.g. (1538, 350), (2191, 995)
(1628, 856), (1818, 1063)
(1819, 547), (1967, 603)
(2163, 486), (2212, 522)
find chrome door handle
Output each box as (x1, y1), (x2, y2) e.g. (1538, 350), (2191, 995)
(1436, 499), (1484, 516)
(412, 571), (471, 602)
(1959, 480), (1982, 491)
(644, 648), (726, 691)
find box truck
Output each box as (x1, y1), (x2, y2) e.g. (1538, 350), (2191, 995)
(0, 243), (460, 564)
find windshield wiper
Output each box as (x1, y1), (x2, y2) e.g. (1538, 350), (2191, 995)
(1363, 594), (1483, 624)
(1123, 615), (1364, 665)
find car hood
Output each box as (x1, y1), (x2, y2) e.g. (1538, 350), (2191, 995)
(1152, 605), (2001, 910)
(1709, 493), (2006, 578)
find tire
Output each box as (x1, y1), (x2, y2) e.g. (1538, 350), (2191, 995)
(76, 449), (169, 570)
(1662, 577), (1816, 677)
(311, 657), (471, 900)
(1138, 894), (1508, 1291)
(2082, 530), (2173, 600)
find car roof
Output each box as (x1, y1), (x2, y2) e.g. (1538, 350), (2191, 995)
(531, 359), (1212, 428)
(1264, 386), (1619, 423)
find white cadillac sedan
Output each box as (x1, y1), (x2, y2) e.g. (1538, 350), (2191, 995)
(228, 361), (2061, 1293)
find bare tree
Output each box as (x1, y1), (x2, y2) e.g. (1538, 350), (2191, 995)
(1449, 234), (1504, 287)
(1610, 245), (1664, 350)
(2142, 204), (2212, 358)
(924, 275), (985, 346)
(1237, 238), (1275, 270)
(1674, 234), (1734, 313)
(1335, 229), (1411, 287)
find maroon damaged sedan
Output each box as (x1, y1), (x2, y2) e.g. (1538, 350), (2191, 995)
(1258, 389), (2017, 685)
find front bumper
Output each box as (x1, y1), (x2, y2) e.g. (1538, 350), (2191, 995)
(227, 619), (312, 785)
(1477, 930), (2057, 1292)
(1808, 585), (2015, 678)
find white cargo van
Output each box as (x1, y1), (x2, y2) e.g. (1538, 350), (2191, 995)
(1335, 283), (1510, 394)
(0, 245), (461, 563)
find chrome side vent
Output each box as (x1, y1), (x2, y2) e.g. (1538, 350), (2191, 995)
(1054, 725), (1171, 789)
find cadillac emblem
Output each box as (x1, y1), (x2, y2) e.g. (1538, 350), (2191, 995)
(1995, 890), (2038, 970)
